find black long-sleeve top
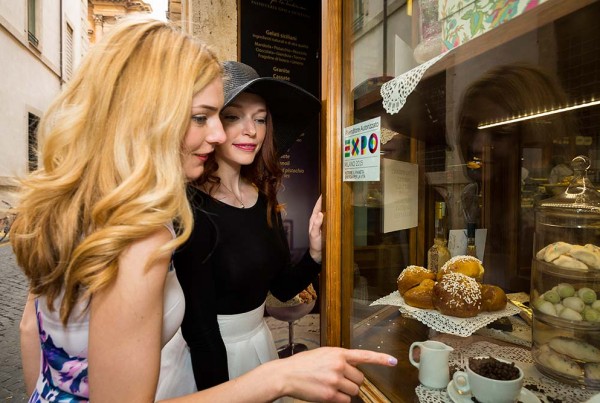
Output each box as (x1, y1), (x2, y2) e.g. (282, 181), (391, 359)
(173, 189), (321, 390)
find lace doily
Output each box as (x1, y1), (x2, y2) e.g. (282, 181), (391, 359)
(447, 341), (534, 366)
(380, 127), (400, 145)
(380, 52), (447, 114)
(415, 341), (600, 402)
(370, 291), (520, 337)
(475, 315), (532, 348)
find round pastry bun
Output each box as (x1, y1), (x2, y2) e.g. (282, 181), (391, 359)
(480, 284), (507, 311)
(404, 279), (435, 309)
(433, 272), (482, 317)
(437, 255), (484, 282)
(397, 265), (435, 296)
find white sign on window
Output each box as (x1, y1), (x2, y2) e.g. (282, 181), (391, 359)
(343, 117), (381, 182)
(383, 159), (418, 232)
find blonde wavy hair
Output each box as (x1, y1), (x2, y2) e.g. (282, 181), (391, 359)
(10, 17), (222, 325)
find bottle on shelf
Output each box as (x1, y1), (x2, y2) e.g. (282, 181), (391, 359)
(427, 201), (451, 274)
(466, 222), (477, 258)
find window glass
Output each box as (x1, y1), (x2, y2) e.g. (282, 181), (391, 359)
(28, 0), (38, 46)
(342, 0), (600, 398)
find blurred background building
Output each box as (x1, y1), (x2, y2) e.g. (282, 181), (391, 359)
(87, 1), (152, 44)
(0, 0), (236, 206)
(0, 0), (158, 205)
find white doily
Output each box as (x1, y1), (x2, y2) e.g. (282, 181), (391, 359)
(475, 315), (532, 348)
(448, 341), (534, 366)
(380, 51), (447, 114)
(370, 291), (520, 337)
(380, 127), (400, 145)
(415, 341), (600, 402)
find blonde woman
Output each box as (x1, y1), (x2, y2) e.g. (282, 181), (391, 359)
(14, 17), (397, 403)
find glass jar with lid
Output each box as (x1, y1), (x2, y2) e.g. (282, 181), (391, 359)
(531, 156), (600, 388)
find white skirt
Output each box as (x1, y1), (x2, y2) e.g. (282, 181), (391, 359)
(217, 301), (279, 379)
(218, 302), (291, 403)
(155, 328), (197, 400)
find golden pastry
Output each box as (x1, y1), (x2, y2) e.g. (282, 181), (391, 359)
(433, 272), (482, 318)
(397, 265), (435, 296)
(403, 279), (435, 309)
(480, 284), (507, 311)
(437, 255), (484, 282)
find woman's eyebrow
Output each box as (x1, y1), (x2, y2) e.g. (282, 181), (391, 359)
(192, 104), (220, 111)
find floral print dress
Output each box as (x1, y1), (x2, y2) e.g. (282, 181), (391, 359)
(29, 297), (90, 402)
(28, 225), (191, 402)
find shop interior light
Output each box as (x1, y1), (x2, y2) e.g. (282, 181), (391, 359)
(477, 98), (600, 130)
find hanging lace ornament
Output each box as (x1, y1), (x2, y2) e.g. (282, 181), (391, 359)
(380, 51), (447, 115)
(380, 127), (400, 145)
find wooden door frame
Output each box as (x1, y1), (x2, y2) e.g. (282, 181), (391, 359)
(320, 0), (345, 347)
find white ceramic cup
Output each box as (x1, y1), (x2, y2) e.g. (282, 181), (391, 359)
(452, 357), (524, 403)
(409, 340), (454, 389)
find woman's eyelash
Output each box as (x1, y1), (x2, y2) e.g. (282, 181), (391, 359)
(192, 115), (207, 124)
(220, 114), (267, 123)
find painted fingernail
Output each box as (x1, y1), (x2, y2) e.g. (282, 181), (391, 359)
(388, 357), (398, 365)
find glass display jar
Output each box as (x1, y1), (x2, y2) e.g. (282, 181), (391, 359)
(531, 156), (600, 388)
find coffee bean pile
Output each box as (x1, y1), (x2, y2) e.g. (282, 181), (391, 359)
(469, 357), (520, 380)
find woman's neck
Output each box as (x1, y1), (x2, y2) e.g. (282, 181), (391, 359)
(206, 163), (256, 208)
(215, 164), (243, 194)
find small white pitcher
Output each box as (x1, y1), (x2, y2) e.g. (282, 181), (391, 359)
(409, 340), (454, 389)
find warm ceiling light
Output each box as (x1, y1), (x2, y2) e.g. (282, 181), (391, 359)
(477, 98), (600, 130)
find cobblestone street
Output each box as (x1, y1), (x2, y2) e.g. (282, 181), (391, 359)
(0, 243), (28, 401)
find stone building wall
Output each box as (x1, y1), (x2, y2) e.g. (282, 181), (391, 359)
(170, 0), (237, 61)
(190, 0), (237, 60)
